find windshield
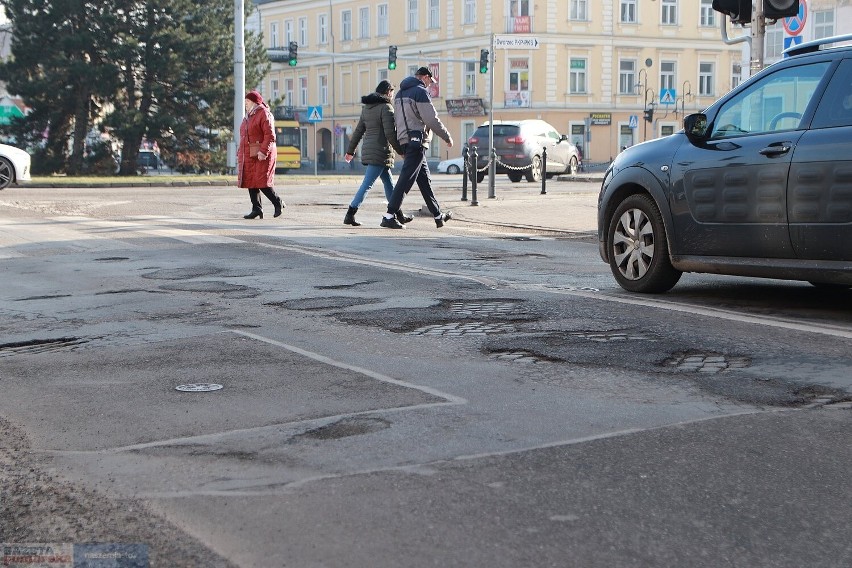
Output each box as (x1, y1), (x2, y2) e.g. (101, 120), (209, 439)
(276, 126), (300, 148)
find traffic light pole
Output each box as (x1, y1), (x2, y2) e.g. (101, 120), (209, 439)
(488, 33), (496, 199)
(749, 3), (766, 72)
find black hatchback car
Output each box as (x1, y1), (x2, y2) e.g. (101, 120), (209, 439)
(598, 34), (852, 293)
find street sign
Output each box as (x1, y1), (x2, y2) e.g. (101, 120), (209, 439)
(782, 0), (807, 36)
(659, 89), (676, 105)
(494, 35), (540, 49)
(307, 106), (323, 122)
(784, 36), (803, 50)
(628, 115), (638, 129)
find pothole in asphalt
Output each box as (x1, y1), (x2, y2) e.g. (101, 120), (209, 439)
(0, 337), (89, 357)
(661, 351), (751, 373)
(450, 301), (519, 317)
(295, 416), (391, 440)
(409, 321), (517, 336)
(315, 280), (379, 290)
(568, 330), (656, 342)
(141, 267), (223, 280)
(94, 256), (130, 262)
(14, 294), (72, 301)
(265, 296), (382, 311)
(486, 349), (563, 364)
(160, 281), (260, 298)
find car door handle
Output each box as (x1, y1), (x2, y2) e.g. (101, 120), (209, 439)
(759, 143), (791, 157)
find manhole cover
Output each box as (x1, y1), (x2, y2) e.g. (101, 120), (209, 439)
(175, 383), (224, 392)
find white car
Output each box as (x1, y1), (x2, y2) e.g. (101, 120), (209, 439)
(436, 156), (466, 174)
(0, 143), (31, 189)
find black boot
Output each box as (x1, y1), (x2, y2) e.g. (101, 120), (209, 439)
(260, 187), (284, 218)
(344, 206), (361, 226)
(396, 210), (414, 224)
(245, 189), (263, 219)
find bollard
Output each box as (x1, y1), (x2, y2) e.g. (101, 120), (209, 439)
(471, 145), (479, 206)
(461, 146), (469, 201)
(540, 147), (548, 195)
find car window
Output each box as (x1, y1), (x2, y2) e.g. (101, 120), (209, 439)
(810, 59), (852, 129)
(710, 61), (831, 139)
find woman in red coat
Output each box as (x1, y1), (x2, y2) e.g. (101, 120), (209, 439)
(238, 91), (284, 219)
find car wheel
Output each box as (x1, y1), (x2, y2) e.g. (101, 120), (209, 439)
(525, 155), (542, 182)
(569, 156), (579, 175)
(447, 164), (461, 174)
(508, 172), (523, 183)
(607, 193), (681, 293)
(0, 157), (14, 190)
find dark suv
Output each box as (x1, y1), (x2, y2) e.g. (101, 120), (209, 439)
(598, 34), (852, 293)
(467, 119), (580, 183)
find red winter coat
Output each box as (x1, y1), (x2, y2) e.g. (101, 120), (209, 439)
(238, 103), (277, 189)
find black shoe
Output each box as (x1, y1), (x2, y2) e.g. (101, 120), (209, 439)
(273, 203), (283, 218)
(344, 206), (361, 226)
(395, 211), (414, 224)
(244, 210), (263, 219)
(380, 216), (405, 229)
(435, 210), (452, 228)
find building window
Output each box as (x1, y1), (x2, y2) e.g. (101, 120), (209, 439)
(271, 79), (279, 101)
(464, 61), (476, 95)
(765, 26), (784, 60)
(408, 0), (418, 32)
(359, 7), (369, 39)
(660, 61), (676, 91)
(463, 0), (476, 24)
(270, 22), (279, 48)
(298, 18), (307, 46)
(700, 0), (715, 26)
(378, 69), (388, 83)
(285, 79), (294, 106)
(620, 0), (637, 23)
(699, 62), (715, 96)
(509, 58), (529, 91)
(509, 0), (530, 16)
(377, 4), (389, 36)
(285, 20), (293, 45)
(661, 124), (675, 137)
(342, 11), (352, 41)
(570, 58), (587, 94)
(731, 62), (742, 90)
(299, 77), (308, 106)
(570, 0), (588, 21)
(661, 0), (677, 25)
(318, 14), (328, 44)
(619, 60), (636, 94)
(319, 74), (328, 105)
(813, 10), (834, 40)
(429, 0), (440, 28)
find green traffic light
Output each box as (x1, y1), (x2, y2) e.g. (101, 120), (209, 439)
(289, 59), (297, 67)
(389, 62), (396, 70)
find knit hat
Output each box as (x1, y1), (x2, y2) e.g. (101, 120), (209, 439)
(245, 90), (264, 105)
(376, 80), (395, 95)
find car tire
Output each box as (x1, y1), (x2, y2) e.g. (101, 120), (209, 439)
(525, 155), (542, 182)
(0, 157), (14, 190)
(607, 193), (682, 293)
(447, 164), (461, 174)
(569, 156), (579, 175)
(508, 172), (523, 183)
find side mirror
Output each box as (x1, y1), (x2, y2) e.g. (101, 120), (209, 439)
(560, 134), (568, 142)
(684, 113), (709, 142)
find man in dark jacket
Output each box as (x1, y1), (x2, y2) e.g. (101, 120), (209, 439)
(380, 67), (454, 229)
(343, 80), (404, 226)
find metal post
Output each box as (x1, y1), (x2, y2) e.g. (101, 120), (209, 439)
(231, 0), (245, 171)
(461, 146), (469, 201)
(471, 145), (479, 206)
(488, 33), (496, 199)
(540, 147), (547, 195)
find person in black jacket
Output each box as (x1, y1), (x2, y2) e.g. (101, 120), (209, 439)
(343, 81), (404, 226)
(380, 67), (455, 229)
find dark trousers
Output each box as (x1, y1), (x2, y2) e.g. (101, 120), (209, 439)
(248, 187), (282, 212)
(386, 144), (440, 217)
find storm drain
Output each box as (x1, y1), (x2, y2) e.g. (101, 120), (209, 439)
(662, 351), (750, 373)
(568, 330), (655, 342)
(409, 321), (516, 336)
(450, 301), (520, 317)
(0, 337), (88, 357)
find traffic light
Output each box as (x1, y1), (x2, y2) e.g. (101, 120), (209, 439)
(288, 41), (298, 66)
(764, 0), (799, 20)
(479, 49), (489, 74)
(643, 108), (654, 123)
(388, 46), (398, 70)
(711, 0), (751, 24)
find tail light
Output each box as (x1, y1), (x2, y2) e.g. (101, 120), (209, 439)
(505, 135), (525, 144)
(468, 136), (479, 144)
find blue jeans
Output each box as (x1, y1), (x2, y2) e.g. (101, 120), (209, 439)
(349, 165), (395, 208)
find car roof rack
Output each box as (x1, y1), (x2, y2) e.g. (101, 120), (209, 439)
(783, 33), (852, 58)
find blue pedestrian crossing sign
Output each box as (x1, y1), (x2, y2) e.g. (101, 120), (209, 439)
(659, 89), (676, 105)
(307, 106), (323, 122)
(628, 115), (638, 128)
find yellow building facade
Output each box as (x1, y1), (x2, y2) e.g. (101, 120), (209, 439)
(253, 0), (845, 167)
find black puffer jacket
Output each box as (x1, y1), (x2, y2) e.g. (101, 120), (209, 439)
(346, 92), (404, 167)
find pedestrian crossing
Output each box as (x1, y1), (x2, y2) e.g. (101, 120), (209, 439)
(0, 216), (243, 259)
